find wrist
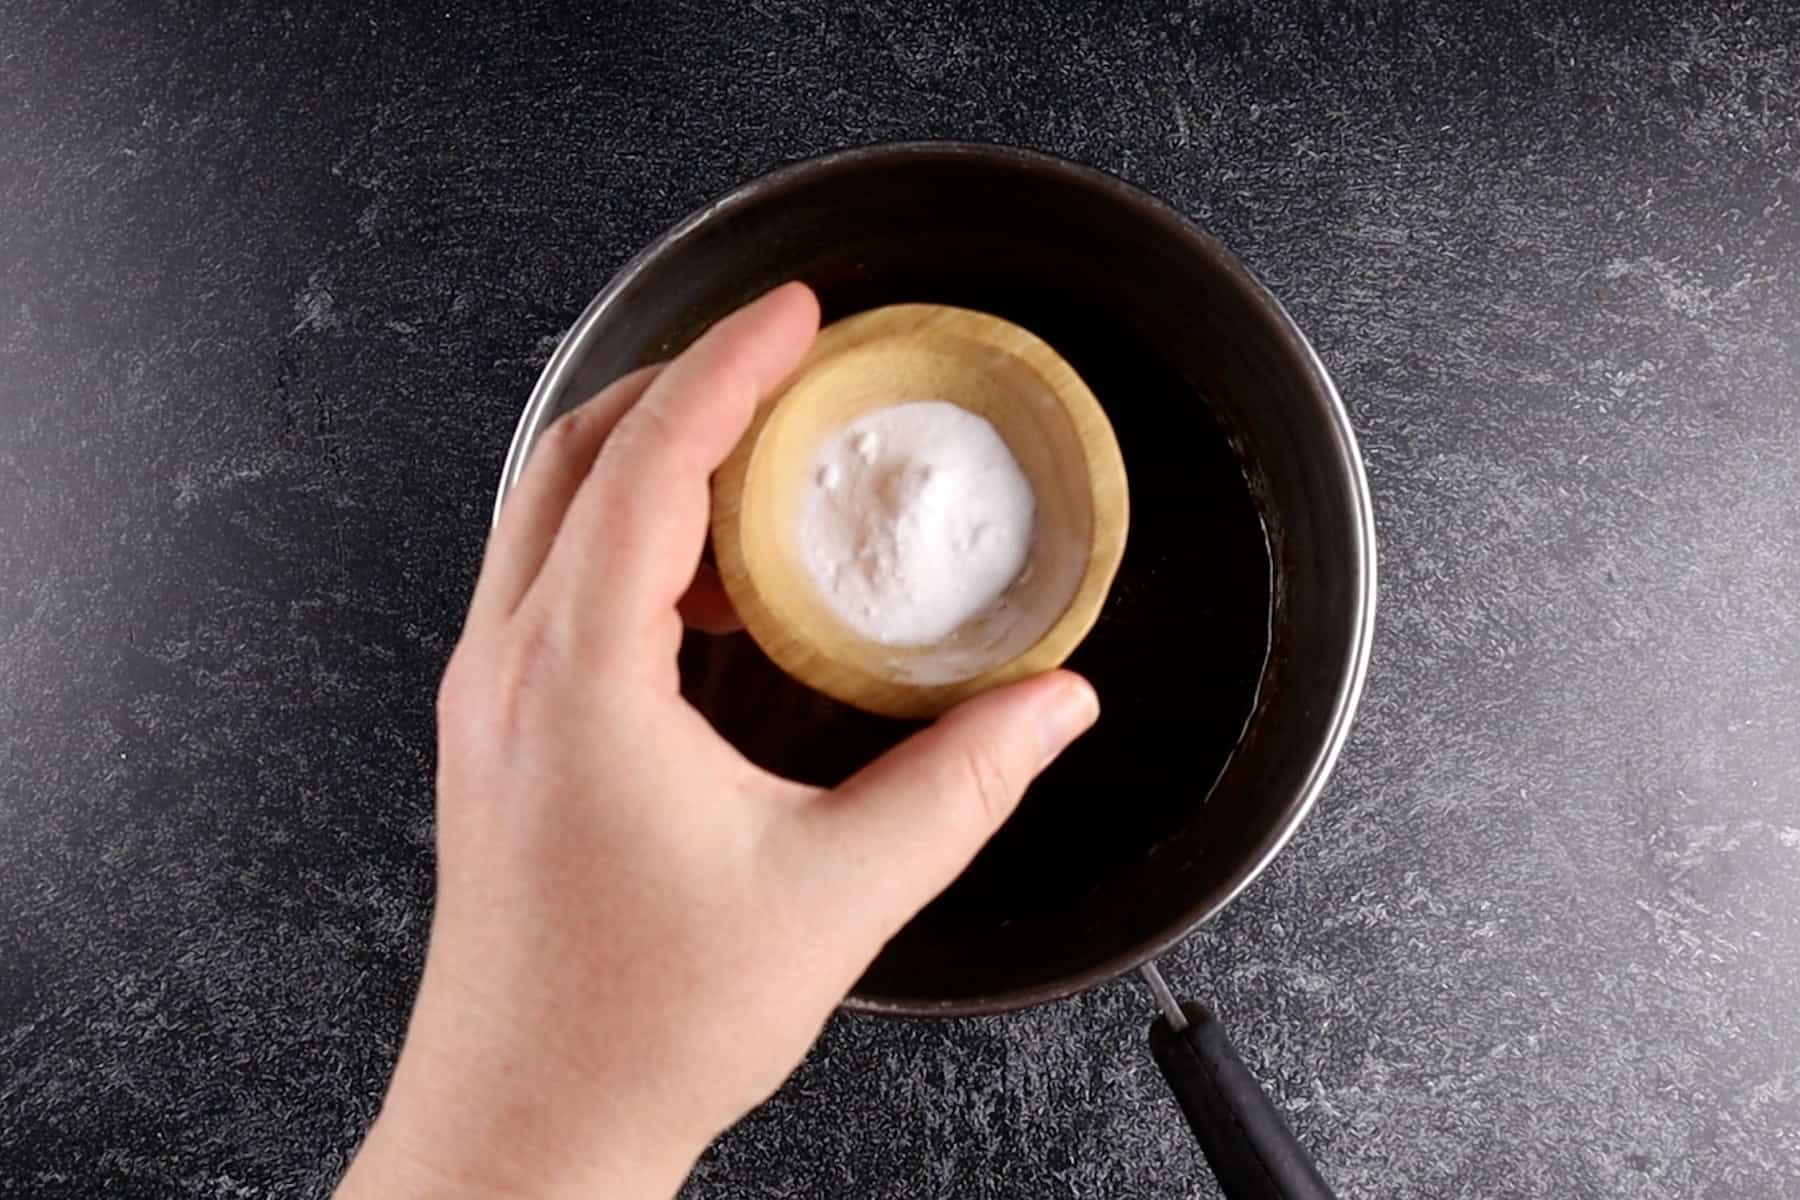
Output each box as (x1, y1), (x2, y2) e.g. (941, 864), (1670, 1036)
(337, 1093), (698, 1200)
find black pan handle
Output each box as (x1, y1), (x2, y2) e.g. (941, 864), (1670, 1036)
(1149, 999), (1337, 1200)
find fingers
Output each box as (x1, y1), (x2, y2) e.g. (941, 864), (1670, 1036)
(789, 672), (1099, 944)
(468, 365), (663, 626)
(537, 283), (819, 635)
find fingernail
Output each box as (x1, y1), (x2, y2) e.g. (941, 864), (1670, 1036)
(1038, 678), (1099, 768)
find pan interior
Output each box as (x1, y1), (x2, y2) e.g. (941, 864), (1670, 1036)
(526, 147), (1366, 1014)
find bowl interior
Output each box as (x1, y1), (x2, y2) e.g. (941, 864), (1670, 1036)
(722, 304), (1116, 711)
(517, 145), (1372, 1014)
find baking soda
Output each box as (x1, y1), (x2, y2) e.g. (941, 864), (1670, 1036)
(799, 401), (1036, 646)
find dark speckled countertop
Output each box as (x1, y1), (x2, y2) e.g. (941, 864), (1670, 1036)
(3, 2), (1799, 1197)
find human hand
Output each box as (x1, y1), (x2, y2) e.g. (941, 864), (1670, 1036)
(335, 284), (1100, 1199)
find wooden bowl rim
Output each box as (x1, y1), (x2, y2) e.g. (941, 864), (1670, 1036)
(711, 302), (1129, 719)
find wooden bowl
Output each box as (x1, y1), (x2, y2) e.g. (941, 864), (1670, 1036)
(711, 303), (1129, 719)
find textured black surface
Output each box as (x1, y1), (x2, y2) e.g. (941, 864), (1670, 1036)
(3, 1), (1799, 1197)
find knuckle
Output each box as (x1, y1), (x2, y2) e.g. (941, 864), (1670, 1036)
(497, 620), (564, 712)
(623, 402), (677, 456)
(953, 742), (1017, 832)
(435, 653), (477, 731)
(543, 405), (589, 450)
(615, 396), (693, 468)
(436, 619), (571, 741)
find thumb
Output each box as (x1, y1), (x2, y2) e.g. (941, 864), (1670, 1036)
(798, 671), (1099, 944)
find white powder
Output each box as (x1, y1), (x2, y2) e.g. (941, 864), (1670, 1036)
(800, 401), (1036, 647)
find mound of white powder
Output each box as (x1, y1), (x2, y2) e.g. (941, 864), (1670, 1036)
(799, 401), (1036, 646)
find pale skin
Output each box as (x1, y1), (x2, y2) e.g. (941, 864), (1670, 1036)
(335, 283), (1100, 1199)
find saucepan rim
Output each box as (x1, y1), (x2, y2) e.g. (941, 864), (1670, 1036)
(493, 141), (1377, 1018)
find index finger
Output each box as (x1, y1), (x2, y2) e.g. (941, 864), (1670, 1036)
(532, 282), (820, 627)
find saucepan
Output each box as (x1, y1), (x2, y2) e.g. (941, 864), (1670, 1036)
(496, 143), (1376, 1198)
